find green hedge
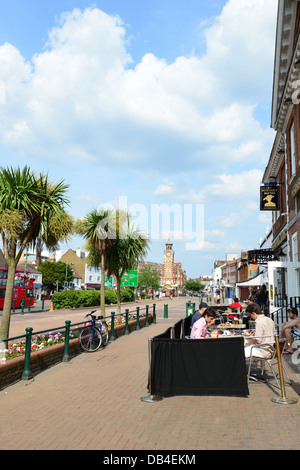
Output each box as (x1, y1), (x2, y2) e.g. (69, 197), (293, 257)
(51, 288), (135, 309)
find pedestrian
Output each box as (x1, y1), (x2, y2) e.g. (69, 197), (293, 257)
(255, 285), (268, 307)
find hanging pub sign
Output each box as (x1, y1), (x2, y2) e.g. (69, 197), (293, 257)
(260, 184), (280, 211)
(247, 249), (276, 264)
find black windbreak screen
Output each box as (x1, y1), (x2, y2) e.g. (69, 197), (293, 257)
(150, 336), (249, 397)
(172, 319), (182, 339)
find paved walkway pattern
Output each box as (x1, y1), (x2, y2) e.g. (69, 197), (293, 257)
(0, 298), (300, 451)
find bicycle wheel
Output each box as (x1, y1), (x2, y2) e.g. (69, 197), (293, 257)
(101, 322), (109, 346)
(79, 326), (102, 352)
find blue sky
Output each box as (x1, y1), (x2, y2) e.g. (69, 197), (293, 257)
(0, 0), (277, 278)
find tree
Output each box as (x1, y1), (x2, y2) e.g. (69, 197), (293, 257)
(75, 208), (115, 317)
(0, 166), (72, 340)
(138, 264), (161, 292)
(184, 279), (205, 292)
(37, 261), (73, 291)
(106, 214), (150, 313)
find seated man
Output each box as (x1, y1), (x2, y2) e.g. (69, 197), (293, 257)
(190, 308), (217, 339)
(230, 297), (243, 310)
(280, 307), (300, 354)
(191, 302), (208, 327)
(244, 303), (276, 359)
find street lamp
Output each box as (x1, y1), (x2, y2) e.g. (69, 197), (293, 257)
(65, 262), (74, 289)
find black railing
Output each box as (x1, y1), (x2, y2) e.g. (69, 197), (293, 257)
(269, 297), (300, 324)
(0, 304), (156, 383)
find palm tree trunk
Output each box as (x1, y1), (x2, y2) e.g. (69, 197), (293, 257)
(100, 254), (106, 317)
(36, 236), (42, 267)
(0, 259), (17, 341)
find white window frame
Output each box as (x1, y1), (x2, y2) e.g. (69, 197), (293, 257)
(290, 122), (296, 176)
(292, 232), (298, 262)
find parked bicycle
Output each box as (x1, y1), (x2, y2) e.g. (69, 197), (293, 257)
(79, 310), (109, 352)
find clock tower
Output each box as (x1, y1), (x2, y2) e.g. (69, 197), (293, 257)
(163, 240), (175, 286)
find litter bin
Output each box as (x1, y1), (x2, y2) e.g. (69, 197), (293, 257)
(186, 302), (194, 317)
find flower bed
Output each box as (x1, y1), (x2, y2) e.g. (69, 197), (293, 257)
(1, 311), (149, 363)
(1, 332), (70, 362)
(0, 314), (153, 389)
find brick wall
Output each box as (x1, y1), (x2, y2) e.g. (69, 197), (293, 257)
(60, 249), (86, 284)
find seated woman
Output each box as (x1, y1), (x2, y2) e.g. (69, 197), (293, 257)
(190, 308), (217, 339)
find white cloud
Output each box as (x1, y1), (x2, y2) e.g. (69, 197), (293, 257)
(258, 212), (272, 226)
(205, 229), (226, 240)
(0, 1), (276, 174)
(218, 212), (242, 228)
(207, 169), (263, 197)
(203, 0), (276, 103)
(152, 183), (176, 196)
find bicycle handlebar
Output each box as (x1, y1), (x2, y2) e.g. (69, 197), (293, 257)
(85, 311), (105, 322)
(85, 310), (97, 318)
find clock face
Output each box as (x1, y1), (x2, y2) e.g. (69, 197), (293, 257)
(166, 252), (170, 257)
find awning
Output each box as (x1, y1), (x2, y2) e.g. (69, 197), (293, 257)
(236, 270), (268, 287)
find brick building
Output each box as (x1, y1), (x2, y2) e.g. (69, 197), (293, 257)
(262, 0), (300, 311)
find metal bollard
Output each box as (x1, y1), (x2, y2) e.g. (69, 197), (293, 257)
(22, 327), (33, 380)
(62, 320), (71, 362)
(145, 305), (149, 327)
(152, 304), (156, 324)
(42, 299), (44, 310)
(164, 304), (168, 318)
(136, 306), (140, 330)
(125, 309), (129, 335)
(110, 312), (115, 341)
(13, 299), (16, 313)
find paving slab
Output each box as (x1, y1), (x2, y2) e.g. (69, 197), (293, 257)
(0, 298), (299, 452)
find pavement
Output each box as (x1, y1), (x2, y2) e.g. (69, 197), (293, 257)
(0, 297), (300, 453)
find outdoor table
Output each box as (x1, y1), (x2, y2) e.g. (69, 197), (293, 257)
(217, 323), (246, 330)
(222, 311), (244, 317)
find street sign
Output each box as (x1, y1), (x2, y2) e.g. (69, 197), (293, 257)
(120, 270), (138, 287)
(105, 275), (113, 288)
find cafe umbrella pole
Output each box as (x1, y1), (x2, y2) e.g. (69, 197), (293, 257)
(271, 334), (298, 405)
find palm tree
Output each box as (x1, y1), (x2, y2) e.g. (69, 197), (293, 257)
(75, 209), (115, 317)
(106, 215), (150, 314)
(0, 166), (72, 340)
